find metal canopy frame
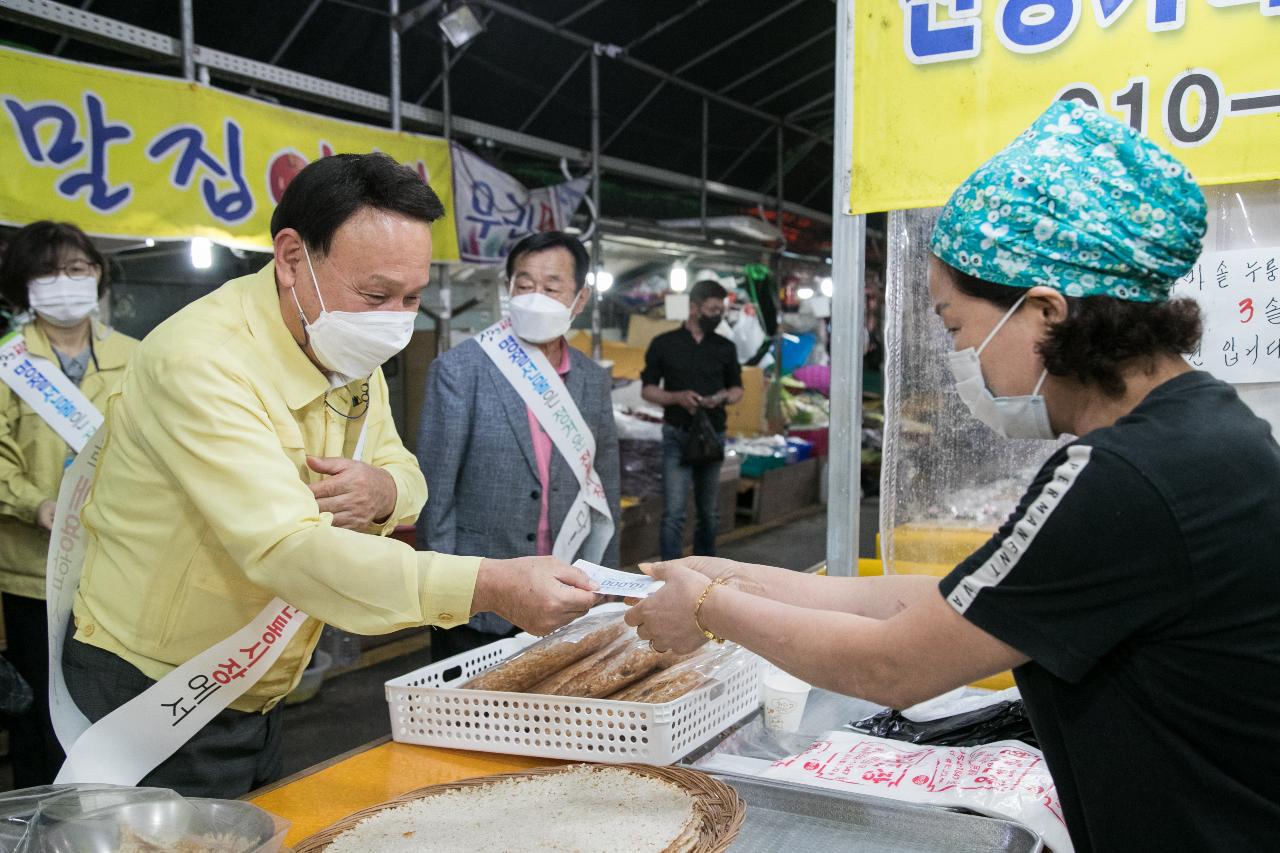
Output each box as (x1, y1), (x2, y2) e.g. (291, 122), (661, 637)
(1, 0), (859, 569)
(721, 28), (832, 95)
(761, 134), (826, 197)
(825, 0), (865, 576)
(411, 8), (495, 107)
(719, 124), (777, 184)
(557, 0), (611, 28)
(671, 0), (812, 78)
(460, 0), (832, 144)
(626, 0), (714, 51)
(396, 0), (834, 152)
(788, 91), (835, 121)
(755, 61), (835, 109)
(0, 0), (833, 224)
(517, 49), (588, 133)
(270, 0), (323, 65)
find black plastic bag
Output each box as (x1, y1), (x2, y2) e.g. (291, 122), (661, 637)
(0, 656), (32, 716)
(848, 699), (1038, 749)
(681, 409), (725, 466)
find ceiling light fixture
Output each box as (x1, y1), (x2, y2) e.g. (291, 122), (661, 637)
(588, 270), (614, 293)
(439, 4), (485, 47)
(190, 237), (213, 269)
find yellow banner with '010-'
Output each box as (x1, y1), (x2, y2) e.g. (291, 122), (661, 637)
(0, 46), (458, 259)
(851, 1), (1280, 214)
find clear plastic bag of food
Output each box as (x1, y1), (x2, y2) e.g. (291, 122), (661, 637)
(611, 643), (758, 703)
(462, 611), (628, 692)
(530, 627), (676, 698)
(0, 784), (289, 853)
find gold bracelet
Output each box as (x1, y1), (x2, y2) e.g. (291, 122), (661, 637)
(694, 577), (729, 644)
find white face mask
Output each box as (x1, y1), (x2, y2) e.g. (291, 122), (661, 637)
(28, 273), (99, 328)
(945, 293), (1056, 441)
(507, 290), (581, 344)
(294, 245), (416, 386)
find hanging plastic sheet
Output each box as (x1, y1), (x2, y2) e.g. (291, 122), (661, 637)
(879, 208), (1062, 572)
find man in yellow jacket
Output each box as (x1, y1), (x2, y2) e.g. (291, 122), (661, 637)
(64, 153), (597, 797)
(0, 221), (138, 788)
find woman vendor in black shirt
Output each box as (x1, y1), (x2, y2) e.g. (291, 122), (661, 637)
(626, 101), (1280, 853)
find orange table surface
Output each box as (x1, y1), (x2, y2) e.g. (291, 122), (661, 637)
(249, 739), (565, 847)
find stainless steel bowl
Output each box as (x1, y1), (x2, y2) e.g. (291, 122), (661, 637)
(33, 797), (281, 853)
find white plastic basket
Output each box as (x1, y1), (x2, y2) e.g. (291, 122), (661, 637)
(385, 637), (763, 765)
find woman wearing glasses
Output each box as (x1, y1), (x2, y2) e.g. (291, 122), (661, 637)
(0, 220), (138, 786)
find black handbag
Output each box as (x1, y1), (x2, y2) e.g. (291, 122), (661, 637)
(681, 408), (725, 466)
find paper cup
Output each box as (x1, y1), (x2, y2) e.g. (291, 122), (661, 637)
(761, 669), (811, 734)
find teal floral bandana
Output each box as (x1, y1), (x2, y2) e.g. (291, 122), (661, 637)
(930, 101), (1207, 303)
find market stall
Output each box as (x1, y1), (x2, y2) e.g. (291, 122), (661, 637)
(1, 0), (1276, 850)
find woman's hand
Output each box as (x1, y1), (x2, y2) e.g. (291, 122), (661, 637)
(625, 561), (721, 654)
(655, 556), (765, 596)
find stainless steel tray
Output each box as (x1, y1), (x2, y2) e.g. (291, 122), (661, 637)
(715, 774), (1043, 853)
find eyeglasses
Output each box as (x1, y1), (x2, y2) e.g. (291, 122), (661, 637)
(34, 260), (98, 282)
(509, 274), (571, 297)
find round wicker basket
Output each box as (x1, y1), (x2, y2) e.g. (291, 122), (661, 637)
(293, 763), (745, 853)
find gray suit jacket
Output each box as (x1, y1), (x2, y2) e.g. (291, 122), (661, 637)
(416, 338), (621, 633)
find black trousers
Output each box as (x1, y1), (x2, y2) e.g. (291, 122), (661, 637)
(1, 593), (64, 788)
(429, 623), (517, 664)
(62, 627), (284, 799)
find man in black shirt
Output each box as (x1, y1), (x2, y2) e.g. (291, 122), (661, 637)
(641, 278), (743, 560)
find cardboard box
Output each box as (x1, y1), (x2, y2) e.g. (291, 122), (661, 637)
(625, 313), (681, 352)
(737, 457), (820, 525)
(725, 366), (767, 436)
(567, 332), (647, 381)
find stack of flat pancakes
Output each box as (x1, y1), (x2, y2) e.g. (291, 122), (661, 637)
(324, 766), (701, 853)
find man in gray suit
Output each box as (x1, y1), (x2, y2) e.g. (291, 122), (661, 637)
(418, 232), (621, 661)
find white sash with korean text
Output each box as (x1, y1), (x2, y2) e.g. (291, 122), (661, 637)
(0, 331), (102, 452)
(49, 416), (370, 785)
(476, 319), (613, 564)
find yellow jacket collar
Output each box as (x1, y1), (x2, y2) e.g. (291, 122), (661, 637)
(243, 261), (331, 411)
(23, 318), (129, 371)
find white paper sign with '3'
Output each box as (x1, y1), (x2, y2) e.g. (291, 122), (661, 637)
(1172, 246), (1280, 385)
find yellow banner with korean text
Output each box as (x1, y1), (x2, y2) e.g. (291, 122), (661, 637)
(851, 1), (1280, 214)
(0, 46), (458, 259)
